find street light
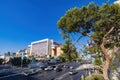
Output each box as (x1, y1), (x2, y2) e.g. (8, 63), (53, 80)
(21, 52), (24, 69)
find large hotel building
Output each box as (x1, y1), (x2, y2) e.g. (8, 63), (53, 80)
(27, 39), (62, 58)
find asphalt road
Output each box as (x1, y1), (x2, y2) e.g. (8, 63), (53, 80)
(0, 74), (39, 80)
(56, 70), (86, 80)
(0, 62), (86, 80)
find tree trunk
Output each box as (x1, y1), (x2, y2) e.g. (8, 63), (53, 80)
(100, 43), (110, 80)
(84, 26), (114, 80)
(103, 60), (110, 80)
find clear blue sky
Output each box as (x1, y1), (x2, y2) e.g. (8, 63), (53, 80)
(0, 0), (115, 54)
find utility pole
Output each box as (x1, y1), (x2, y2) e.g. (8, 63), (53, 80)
(21, 52), (23, 69)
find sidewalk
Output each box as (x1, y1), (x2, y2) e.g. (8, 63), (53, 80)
(76, 64), (94, 70)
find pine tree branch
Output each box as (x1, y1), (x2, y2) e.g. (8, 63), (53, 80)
(103, 26), (115, 40)
(94, 65), (103, 70)
(79, 31), (97, 43)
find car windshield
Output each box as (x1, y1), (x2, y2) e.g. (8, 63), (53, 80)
(48, 66), (51, 68)
(33, 70), (37, 72)
(70, 70), (75, 72)
(25, 72), (30, 74)
(30, 69), (34, 71)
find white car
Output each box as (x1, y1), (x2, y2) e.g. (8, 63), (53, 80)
(69, 70), (78, 75)
(22, 71), (30, 76)
(44, 66), (53, 71)
(70, 66), (74, 69)
(22, 69), (40, 76)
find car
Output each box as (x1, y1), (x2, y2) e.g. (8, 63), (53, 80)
(55, 66), (62, 72)
(51, 65), (56, 68)
(44, 66), (53, 71)
(56, 60), (63, 63)
(56, 68), (62, 72)
(69, 70), (78, 75)
(49, 60), (57, 65)
(54, 66), (57, 70)
(28, 63), (37, 68)
(54, 65), (62, 70)
(22, 71), (30, 76)
(22, 69), (40, 76)
(70, 66), (74, 69)
(39, 63), (48, 70)
(59, 64), (63, 67)
(64, 65), (69, 68)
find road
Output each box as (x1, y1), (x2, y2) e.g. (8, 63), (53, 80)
(0, 74), (39, 80)
(55, 70), (85, 80)
(0, 62), (86, 80)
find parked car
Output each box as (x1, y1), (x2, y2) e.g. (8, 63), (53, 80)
(44, 66), (53, 71)
(22, 69), (40, 76)
(69, 70), (78, 75)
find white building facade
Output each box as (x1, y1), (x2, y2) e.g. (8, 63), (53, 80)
(29, 39), (61, 58)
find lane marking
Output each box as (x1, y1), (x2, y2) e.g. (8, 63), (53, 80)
(55, 64), (91, 80)
(55, 72), (69, 80)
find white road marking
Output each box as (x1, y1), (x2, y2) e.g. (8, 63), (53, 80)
(55, 72), (69, 80)
(55, 64), (93, 80)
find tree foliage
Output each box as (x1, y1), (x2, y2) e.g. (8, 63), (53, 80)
(94, 58), (102, 66)
(10, 57), (30, 66)
(57, 2), (120, 80)
(86, 73), (104, 80)
(59, 39), (78, 62)
(0, 58), (4, 65)
(58, 3), (120, 46)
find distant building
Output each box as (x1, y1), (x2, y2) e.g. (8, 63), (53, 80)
(26, 45), (31, 54)
(28, 38), (62, 58)
(0, 52), (16, 63)
(4, 52), (11, 56)
(51, 44), (63, 57)
(16, 49), (28, 57)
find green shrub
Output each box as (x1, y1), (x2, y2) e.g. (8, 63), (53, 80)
(58, 53), (66, 62)
(81, 75), (85, 80)
(94, 58), (102, 66)
(86, 73), (104, 80)
(0, 58), (4, 64)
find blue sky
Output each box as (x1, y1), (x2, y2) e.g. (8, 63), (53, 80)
(0, 0), (115, 54)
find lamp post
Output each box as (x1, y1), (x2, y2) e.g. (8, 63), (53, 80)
(21, 52), (24, 69)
